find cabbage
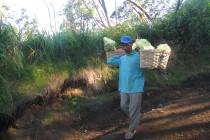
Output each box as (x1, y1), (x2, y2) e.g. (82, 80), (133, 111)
(141, 45), (155, 50)
(132, 39), (154, 50)
(103, 37), (116, 52)
(132, 42), (138, 50)
(157, 44), (171, 52)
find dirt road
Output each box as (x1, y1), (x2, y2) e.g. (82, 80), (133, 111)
(3, 82), (210, 140)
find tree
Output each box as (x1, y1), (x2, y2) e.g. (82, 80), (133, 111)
(98, 0), (111, 27)
(110, 0), (176, 24)
(62, 0), (177, 30)
(0, 1), (10, 24)
(15, 9), (38, 43)
(62, 0), (114, 31)
(62, 0), (93, 31)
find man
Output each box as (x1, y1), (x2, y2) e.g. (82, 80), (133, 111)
(107, 35), (144, 139)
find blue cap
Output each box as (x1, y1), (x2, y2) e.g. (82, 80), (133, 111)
(120, 35), (133, 44)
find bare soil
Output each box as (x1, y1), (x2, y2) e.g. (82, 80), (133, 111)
(2, 77), (210, 140)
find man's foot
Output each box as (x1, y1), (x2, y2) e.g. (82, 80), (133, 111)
(124, 129), (136, 139)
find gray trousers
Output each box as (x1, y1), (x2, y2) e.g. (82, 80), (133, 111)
(120, 93), (143, 131)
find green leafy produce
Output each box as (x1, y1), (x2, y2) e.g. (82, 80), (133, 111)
(157, 44), (171, 52)
(103, 37), (116, 52)
(132, 39), (154, 50)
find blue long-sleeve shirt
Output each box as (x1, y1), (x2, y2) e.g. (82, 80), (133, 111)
(107, 51), (144, 94)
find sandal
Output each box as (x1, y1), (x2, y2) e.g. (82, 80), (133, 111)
(124, 129), (136, 139)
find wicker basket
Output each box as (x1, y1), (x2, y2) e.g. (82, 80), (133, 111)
(158, 51), (171, 69)
(140, 49), (162, 69)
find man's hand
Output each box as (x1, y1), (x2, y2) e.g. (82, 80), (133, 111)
(116, 47), (125, 55)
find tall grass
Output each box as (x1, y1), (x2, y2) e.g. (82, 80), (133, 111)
(0, 22), (21, 114)
(22, 31), (104, 67)
(0, 22), (22, 78)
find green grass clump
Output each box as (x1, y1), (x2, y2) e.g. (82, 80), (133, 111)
(17, 62), (72, 96)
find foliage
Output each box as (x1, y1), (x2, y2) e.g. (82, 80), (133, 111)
(155, 0), (209, 52)
(0, 22), (24, 78)
(22, 31), (104, 67)
(0, 76), (17, 114)
(62, 0), (94, 31)
(62, 0), (112, 31)
(15, 8), (39, 42)
(0, 22), (21, 114)
(17, 62), (71, 96)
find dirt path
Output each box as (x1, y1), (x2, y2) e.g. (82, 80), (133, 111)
(98, 88), (210, 140)
(3, 86), (210, 140)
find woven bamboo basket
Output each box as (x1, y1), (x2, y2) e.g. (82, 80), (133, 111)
(158, 51), (171, 69)
(140, 49), (162, 69)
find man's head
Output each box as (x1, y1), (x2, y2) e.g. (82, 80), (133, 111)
(120, 35), (133, 54)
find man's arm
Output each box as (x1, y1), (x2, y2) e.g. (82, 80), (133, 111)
(107, 48), (125, 66)
(107, 55), (121, 66)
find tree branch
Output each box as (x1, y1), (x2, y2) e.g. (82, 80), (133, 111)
(92, 0), (107, 27)
(98, 0), (111, 27)
(126, 0), (152, 22)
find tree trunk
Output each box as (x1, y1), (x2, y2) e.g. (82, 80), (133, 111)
(126, 0), (152, 22)
(98, 0), (111, 27)
(92, 0), (107, 27)
(175, 0), (183, 13)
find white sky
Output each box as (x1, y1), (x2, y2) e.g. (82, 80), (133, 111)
(1, 0), (124, 31)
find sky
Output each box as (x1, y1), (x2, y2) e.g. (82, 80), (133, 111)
(1, 0), (124, 31)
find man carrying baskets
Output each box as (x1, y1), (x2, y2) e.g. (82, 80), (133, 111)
(107, 35), (144, 139)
